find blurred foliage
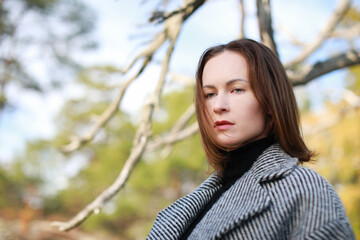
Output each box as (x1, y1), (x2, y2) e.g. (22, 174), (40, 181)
(0, 0), (97, 112)
(342, 5), (360, 23)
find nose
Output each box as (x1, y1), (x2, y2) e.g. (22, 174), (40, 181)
(213, 93), (229, 114)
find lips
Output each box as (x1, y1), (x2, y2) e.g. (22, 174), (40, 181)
(214, 120), (234, 130)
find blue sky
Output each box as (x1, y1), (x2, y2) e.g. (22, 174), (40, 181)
(0, 0), (356, 164)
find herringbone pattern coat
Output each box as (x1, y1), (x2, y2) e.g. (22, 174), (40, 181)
(147, 145), (355, 240)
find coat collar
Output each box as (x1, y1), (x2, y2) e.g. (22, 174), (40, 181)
(148, 144), (298, 239)
(200, 144), (298, 188)
(251, 144), (298, 182)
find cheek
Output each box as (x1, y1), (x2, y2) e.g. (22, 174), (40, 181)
(246, 101), (265, 123)
(205, 101), (213, 114)
(204, 101), (214, 122)
(253, 106), (266, 128)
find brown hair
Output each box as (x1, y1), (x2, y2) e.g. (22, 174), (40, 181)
(195, 39), (315, 174)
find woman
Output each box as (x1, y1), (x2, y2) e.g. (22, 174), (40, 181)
(147, 39), (355, 239)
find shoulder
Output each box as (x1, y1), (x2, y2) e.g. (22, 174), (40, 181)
(270, 166), (348, 222)
(279, 165), (344, 209)
(264, 165), (355, 239)
(257, 145), (341, 201)
(290, 166), (335, 191)
(290, 166), (340, 200)
(255, 145), (346, 214)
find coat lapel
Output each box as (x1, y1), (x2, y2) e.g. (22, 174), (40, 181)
(214, 144), (298, 238)
(214, 174), (271, 238)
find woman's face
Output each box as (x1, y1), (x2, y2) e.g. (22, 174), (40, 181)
(202, 50), (267, 147)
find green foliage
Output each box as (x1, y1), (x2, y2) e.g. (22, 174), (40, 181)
(25, 0), (58, 11)
(0, 168), (23, 209)
(343, 6), (360, 23)
(0, 141), (50, 223)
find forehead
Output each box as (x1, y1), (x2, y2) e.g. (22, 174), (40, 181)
(202, 51), (249, 85)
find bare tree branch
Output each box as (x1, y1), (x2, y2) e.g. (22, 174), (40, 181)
(52, 0), (203, 229)
(290, 49), (360, 86)
(61, 0), (203, 153)
(52, 36), (178, 232)
(284, 0), (351, 68)
(256, 0), (278, 55)
(239, 0), (245, 39)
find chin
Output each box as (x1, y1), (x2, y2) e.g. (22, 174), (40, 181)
(216, 137), (244, 148)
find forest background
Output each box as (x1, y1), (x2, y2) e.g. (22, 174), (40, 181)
(0, 0), (360, 239)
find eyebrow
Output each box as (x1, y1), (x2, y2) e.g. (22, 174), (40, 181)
(202, 78), (248, 88)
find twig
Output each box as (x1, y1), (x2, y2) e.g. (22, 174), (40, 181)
(284, 0), (351, 68)
(168, 104), (195, 135)
(159, 104), (196, 157)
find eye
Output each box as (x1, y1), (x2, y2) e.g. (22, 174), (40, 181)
(204, 92), (216, 99)
(231, 88), (244, 94)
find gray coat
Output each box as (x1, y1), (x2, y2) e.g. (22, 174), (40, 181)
(147, 144), (355, 239)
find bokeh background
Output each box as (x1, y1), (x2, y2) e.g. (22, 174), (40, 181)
(0, 0), (359, 239)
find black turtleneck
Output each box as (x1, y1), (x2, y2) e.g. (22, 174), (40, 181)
(180, 137), (274, 239)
